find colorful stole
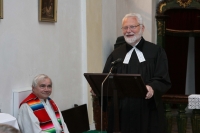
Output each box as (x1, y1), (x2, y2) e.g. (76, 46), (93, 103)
(20, 93), (64, 133)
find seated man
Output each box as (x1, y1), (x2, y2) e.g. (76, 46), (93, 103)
(17, 74), (69, 133)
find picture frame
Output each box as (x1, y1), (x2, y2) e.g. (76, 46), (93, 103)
(39, 0), (57, 22)
(0, 0), (3, 19)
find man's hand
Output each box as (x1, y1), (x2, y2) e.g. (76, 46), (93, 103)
(145, 85), (154, 99)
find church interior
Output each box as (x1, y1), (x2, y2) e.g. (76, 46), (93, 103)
(0, 0), (200, 133)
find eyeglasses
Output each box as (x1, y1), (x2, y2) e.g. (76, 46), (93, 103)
(121, 24), (141, 31)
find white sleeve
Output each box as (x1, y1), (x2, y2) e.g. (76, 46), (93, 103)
(58, 108), (69, 133)
(17, 103), (46, 133)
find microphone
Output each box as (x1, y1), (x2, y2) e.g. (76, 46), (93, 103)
(111, 58), (123, 66)
(100, 58), (122, 131)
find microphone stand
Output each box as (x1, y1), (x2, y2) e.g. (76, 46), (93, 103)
(100, 66), (114, 133)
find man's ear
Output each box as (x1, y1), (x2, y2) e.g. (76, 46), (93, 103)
(32, 86), (34, 91)
(142, 25), (145, 32)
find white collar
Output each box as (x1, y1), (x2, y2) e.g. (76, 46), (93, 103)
(123, 39), (145, 64)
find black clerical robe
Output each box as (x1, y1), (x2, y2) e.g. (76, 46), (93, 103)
(103, 37), (171, 133)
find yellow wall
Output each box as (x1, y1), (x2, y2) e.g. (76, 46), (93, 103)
(86, 0), (103, 125)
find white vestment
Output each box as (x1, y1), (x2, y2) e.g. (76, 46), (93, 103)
(17, 99), (69, 133)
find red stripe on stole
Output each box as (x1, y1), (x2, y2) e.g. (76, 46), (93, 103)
(55, 111), (60, 118)
(19, 93), (38, 107)
(49, 99), (58, 111)
(34, 109), (51, 122)
(40, 121), (54, 130)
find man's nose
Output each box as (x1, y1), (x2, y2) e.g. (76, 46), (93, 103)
(126, 27), (132, 32)
(44, 86), (50, 90)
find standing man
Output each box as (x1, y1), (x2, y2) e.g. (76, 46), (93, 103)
(103, 13), (171, 133)
(17, 74), (69, 133)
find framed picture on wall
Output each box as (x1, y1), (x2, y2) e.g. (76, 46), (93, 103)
(0, 0), (3, 19)
(39, 0), (57, 22)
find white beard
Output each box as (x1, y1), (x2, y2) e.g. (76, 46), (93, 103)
(124, 29), (143, 46)
(124, 35), (137, 44)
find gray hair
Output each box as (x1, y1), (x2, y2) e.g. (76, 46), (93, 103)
(0, 124), (21, 133)
(122, 13), (143, 26)
(32, 74), (52, 88)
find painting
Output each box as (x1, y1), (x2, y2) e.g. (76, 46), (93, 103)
(0, 0), (3, 19)
(39, 0), (57, 22)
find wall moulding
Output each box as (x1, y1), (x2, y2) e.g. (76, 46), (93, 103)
(0, 0), (3, 19)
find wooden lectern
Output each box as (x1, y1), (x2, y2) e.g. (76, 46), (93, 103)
(84, 73), (147, 133)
